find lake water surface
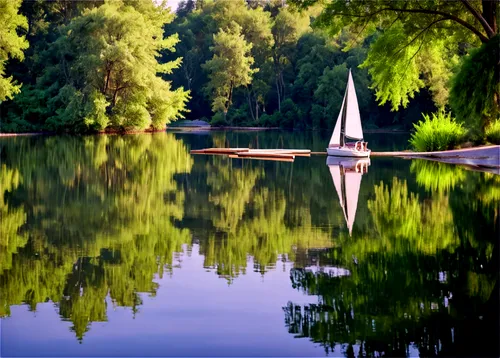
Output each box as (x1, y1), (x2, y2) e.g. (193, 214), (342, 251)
(0, 131), (498, 357)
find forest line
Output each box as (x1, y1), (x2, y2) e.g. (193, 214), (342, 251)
(0, 0), (498, 134)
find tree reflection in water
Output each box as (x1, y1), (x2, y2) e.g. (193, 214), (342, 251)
(0, 133), (497, 353)
(284, 160), (499, 357)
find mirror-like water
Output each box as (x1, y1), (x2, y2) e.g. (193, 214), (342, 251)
(0, 131), (498, 357)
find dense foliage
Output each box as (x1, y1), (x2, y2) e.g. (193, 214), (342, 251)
(409, 111), (467, 151)
(289, 0), (500, 130)
(450, 35), (500, 129)
(0, 0), (188, 133)
(0, 0), (28, 102)
(163, 0), (435, 129)
(0, 0), (498, 134)
(485, 119), (500, 144)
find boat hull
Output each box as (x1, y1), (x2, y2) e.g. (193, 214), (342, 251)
(327, 146), (371, 158)
(327, 156), (371, 169)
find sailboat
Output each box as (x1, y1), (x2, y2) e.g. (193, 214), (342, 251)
(327, 69), (370, 157)
(327, 156), (370, 236)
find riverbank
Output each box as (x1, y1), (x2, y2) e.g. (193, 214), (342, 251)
(167, 126), (280, 131)
(0, 128), (168, 137)
(0, 132), (54, 137)
(167, 126), (408, 133)
(371, 145), (500, 172)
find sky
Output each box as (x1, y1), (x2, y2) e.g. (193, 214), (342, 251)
(165, 0), (182, 11)
(153, 0), (182, 11)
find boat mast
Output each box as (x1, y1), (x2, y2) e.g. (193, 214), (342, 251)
(339, 70), (349, 147)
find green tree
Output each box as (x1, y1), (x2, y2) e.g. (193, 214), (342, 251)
(203, 24), (257, 122)
(197, 0), (275, 122)
(13, 1), (188, 133)
(271, 8), (309, 111)
(290, 0), (499, 128)
(450, 35), (500, 129)
(0, 0), (28, 102)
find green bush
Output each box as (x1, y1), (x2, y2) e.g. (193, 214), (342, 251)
(257, 113), (273, 127)
(210, 112), (228, 127)
(485, 120), (500, 144)
(450, 35), (499, 129)
(409, 112), (467, 152)
(310, 104), (325, 130)
(227, 107), (253, 126)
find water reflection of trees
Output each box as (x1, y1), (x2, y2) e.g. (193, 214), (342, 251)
(0, 132), (340, 339)
(0, 133), (193, 339)
(185, 152), (337, 280)
(284, 167), (499, 357)
(2, 132), (497, 352)
(410, 159), (466, 193)
(0, 165), (28, 275)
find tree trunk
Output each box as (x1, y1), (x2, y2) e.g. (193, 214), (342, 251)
(104, 68), (111, 95)
(112, 88), (119, 107)
(276, 76), (281, 112)
(280, 72), (285, 101)
(246, 87), (255, 122)
(482, 0), (498, 35)
(226, 82), (234, 125)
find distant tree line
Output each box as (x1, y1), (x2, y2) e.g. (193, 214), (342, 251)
(164, 0), (438, 129)
(0, 0), (498, 133)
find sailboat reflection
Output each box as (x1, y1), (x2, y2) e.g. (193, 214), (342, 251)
(327, 156), (370, 236)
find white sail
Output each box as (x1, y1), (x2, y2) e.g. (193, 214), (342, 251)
(344, 171), (362, 236)
(328, 91), (346, 146)
(328, 164), (343, 205)
(344, 71), (363, 140)
(327, 157), (369, 236)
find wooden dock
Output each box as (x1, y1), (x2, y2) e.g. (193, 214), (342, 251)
(190, 146), (499, 171)
(190, 148), (311, 162)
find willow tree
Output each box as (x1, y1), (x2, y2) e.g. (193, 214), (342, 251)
(290, 0), (499, 128)
(203, 23), (257, 122)
(0, 0), (28, 102)
(35, 1), (189, 132)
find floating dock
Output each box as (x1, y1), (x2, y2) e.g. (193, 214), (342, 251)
(190, 146), (499, 171)
(190, 148), (311, 162)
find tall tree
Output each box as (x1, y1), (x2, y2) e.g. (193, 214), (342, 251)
(0, 0), (28, 102)
(203, 24), (257, 122)
(25, 1), (188, 132)
(271, 8), (309, 111)
(205, 0), (274, 122)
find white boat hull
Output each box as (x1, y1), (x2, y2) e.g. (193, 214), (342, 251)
(327, 146), (371, 158)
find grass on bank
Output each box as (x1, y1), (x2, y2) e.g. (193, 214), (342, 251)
(485, 120), (500, 144)
(409, 112), (467, 152)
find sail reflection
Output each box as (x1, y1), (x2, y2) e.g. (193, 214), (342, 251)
(327, 157), (370, 236)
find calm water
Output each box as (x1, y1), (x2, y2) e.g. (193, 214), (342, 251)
(0, 131), (498, 357)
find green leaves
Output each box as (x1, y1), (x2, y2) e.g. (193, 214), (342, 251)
(360, 23), (424, 110)
(409, 111), (467, 151)
(289, 0), (499, 130)
(3, 1), (188, 133)
(450, 35), (500, 129)
(0, 0), (28, 102)
(485, 120), (500, 144)
(203, 24), (256, 117)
